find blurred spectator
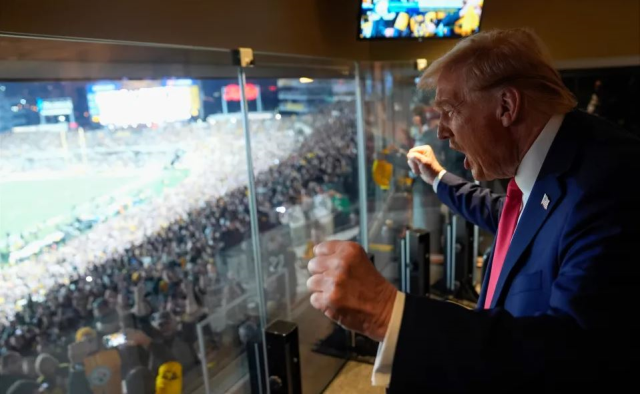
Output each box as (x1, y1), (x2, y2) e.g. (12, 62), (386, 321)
(6, 380), (39, 394)
(35, 353), (63, 394)
(1, 351), (26, 393)
(124, 366), (155, 394)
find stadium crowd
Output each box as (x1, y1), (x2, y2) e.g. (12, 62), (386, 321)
(0, 117), (288, 177)
(0, 104), (359, 394)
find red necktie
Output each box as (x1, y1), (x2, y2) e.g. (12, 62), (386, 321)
(484, 178), (523, 309)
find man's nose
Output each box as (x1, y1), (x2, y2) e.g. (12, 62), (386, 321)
(437, 125), (451, 140)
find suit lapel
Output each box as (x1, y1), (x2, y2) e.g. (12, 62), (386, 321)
(488, 112), (580, 308)
(489, 176), (563, 308)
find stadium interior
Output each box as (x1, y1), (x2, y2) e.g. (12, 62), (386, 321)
(0, 1), (638, 394)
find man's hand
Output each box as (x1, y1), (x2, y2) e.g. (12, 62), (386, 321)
(68, 337), (99, 364)
(407, 145), (445, 185)
(307, 241), (397, 342)
(124, 328), (152, 349)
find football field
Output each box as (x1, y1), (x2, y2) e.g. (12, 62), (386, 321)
(0, 169), (189, 236)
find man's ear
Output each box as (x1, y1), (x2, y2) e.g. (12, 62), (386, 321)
(497, 86), (521, 127)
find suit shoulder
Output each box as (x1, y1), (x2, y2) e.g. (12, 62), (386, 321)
(559, 113), (640, 226)
(568, 110), (640, 149)
(565, 111), (640, 177)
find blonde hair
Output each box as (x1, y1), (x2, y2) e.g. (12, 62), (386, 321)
(420, 28), (577, 115)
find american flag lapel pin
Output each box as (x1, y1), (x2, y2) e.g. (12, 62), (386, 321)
(541, 194), (550, 210)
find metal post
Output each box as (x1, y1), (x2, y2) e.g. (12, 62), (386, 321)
(400, 238), (406, 292)
(284, 269), (291, 321)
(257, 85), (263, 112)
(404, 231), (411, 294)
(59, 129), (70, 167)
(238, 66), (270, 394)
(78, 127), (88, 166)
(445, 221), (453, 293)
(450, 215), (458, 291)
(355, 62), (369, 251)
(221, 87), (228, 114)
(253, 342), (269, 393)
(198, 80), (206, 121)
(197, 323), (210, 394)
(472, 181), (480, 287)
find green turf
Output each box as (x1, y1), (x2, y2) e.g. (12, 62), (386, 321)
(0, 169), (189, 236)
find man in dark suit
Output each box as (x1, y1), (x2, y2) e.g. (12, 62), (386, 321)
(307, 28), (640, 392)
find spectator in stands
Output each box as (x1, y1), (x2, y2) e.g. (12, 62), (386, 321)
(124, 366), (155, 394)
(6, 380), (40, 394)
(1, 351), (26, 393)
(35, 353), (63, 394)
(1, 103), (359, 393)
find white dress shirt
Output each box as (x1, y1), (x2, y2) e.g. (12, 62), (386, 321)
(372, 114), (565, 387)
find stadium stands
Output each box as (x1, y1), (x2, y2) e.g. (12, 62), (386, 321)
(0, 103), (359, 394)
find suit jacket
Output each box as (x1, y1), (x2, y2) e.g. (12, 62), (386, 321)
(388, 111), (640, 393)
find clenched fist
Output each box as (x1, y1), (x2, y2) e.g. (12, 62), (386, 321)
(307, 241), (397, 342)
(407, 145), (445, 185)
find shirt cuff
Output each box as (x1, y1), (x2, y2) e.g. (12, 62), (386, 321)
(371, 291), (406, 387)
(432, 169), (447, 193)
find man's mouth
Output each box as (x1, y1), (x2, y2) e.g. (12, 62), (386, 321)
(450, 143), (470, 169)
(450, 141), (463, 152)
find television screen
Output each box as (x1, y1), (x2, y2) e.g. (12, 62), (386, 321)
(358, 0), (485, 40)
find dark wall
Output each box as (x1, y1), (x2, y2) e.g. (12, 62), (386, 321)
(1, 0), (638, 65)
(367, 0), (640, 63)
(0, 0), (370, 60)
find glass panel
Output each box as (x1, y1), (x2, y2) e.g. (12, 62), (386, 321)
(0, 34), (266, 394)
(359, 61), (416, 286)
(360, 61), (483, 305)
(242, 54), (357, 394)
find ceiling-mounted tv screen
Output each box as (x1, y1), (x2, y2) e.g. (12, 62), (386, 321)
(358, 0), (485, 40)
